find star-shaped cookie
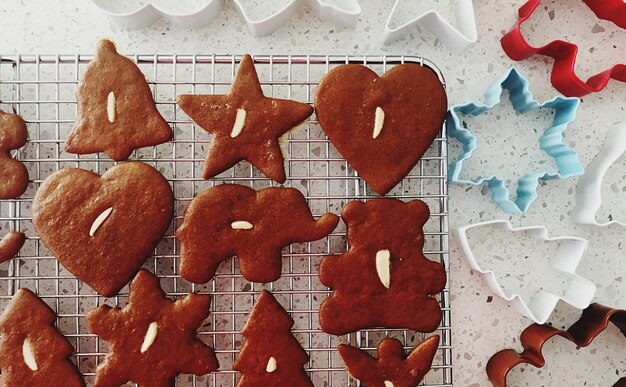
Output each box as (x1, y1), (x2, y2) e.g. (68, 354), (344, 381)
(86, 269), (218, 386)
(177, 54), (313, 183)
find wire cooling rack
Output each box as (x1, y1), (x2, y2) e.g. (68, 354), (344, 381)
(0, 53), (451, 386)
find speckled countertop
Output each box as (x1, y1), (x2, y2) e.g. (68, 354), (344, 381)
(1, 1), (625, 386)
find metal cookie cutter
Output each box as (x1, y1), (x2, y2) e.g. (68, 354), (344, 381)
(501, 0), (626, 97)
(232, 0), (362, 37)
(89, 0), (226, 29)
(573, 121), (626, 227)
(455, 220), (596, 324)
(486, 303), (626, 386)
(382, 0), (477, 55)
(448, 67), (584, 214)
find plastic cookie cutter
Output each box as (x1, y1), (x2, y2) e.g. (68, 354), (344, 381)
(573, 121), (626, 227)
(382, 0), (477, 55)
(455, 220), (596, 324)
(486, 303), (626, 386)
(232, 0), (362, 37)
(89, 0), (226, 29)
(448, 67), (584, 214)
(501, 0), (626, 97)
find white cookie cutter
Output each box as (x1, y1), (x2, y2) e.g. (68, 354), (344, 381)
(232, 0), (361, 36)
(90, 0), (226, 29)
(456, 220), (596, 324)
(573, 121), (626, 227)
(382, 0), (478, 55)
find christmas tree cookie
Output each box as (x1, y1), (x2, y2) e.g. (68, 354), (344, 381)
(87, 269), (219, 386)
(233, 290), (313, 386)
(0, 110), (29, 199)
(319, 199), (446, 335)
(0, 288), (84, 387)
(65, 39), (172, 161)
(339, 337), (440, 387)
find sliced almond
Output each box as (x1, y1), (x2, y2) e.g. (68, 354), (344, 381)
(375, 249), (391, 289)
(231, 221), (253, 230)
(230, 108), (247, 138)
(107, 91), (116, 123)
(22, 338), (38, 371)
(384, 381), (394, 387)
(266, 356), (277, 373)
(373, 106), (385, 139)
(140, 321), (158, 353)
(89, 207), (113, 237)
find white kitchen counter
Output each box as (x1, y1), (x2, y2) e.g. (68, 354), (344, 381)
(1, 1), (625, 385)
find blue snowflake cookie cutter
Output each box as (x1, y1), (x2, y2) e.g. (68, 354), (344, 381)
(447, 67), (584, 214)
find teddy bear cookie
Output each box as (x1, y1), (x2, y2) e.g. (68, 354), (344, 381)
(32, 162), (173, 297)
(0, 231), (26, 264)
(315, 63), (447, 195)
(0, 110), (29, 199)
(0, 288), (85, 387)
(339, 336), (440, 387)
(177, 184), (339, 284)
(234, 290), (313, 386)
(318, 199), (446, 335)
(65, 39), (173, 161)
(87, 269), (219, 386)
(177, 54), (314, 183)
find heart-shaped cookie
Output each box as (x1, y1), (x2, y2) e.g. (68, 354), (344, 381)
(32, 162), (173, 297)
(315, 64), (447, 195)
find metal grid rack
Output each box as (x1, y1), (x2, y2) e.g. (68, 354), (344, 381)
(0, 53), (451, 386)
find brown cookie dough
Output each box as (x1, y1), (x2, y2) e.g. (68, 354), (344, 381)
(177, 54), (313, 183)
(0, 288), (85, 387)
(177, 184), (339, 284)
(65, 39), (173, 161)
(233, 290), (313, 387)
(339, 336), (440, 387)
(315, 63), (447, 195)
(87, 269), (218, 386)
(319, 199), (446, 335)
(0, 110), (29, 199)
(0, 231), (26, 264)
(32, 162), (173, 297)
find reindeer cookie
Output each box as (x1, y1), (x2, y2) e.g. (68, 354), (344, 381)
(0, 110), (28, 199)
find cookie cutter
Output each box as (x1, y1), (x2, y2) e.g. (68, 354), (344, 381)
(501, 0), (626, 97)
(486, 303), (626, 386)
(573, 121), (626, 227)
(89, 0), (226, 29)
(448, 67), (584, 214)
(382, 0), (478, 55)
(232, 0), (361, 37)
(455, 220), (596, 324)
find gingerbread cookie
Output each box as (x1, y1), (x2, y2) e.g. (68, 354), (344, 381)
(339, 336), (440, 387)
(177, 54), (313, 183)
(32, 162), (173, 297)
(315, 64), (447, 195)
(0, 110), (29, 199)
(87, 269), (218, 386)
(319, 199), (446, 335)
(234, 290), (312, 387)
(65, 39), (172, 161)
(177, 184), (339, 284)
(0, 231), (26, 264)
(0, 288), (84, 387)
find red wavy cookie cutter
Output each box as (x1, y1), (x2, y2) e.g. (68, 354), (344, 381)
(501, 0), (626, 97)
(486, 303), (626, 386)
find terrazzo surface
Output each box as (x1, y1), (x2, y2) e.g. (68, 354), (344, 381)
(1, 0), (626, 385)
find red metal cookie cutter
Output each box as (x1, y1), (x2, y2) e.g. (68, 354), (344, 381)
(486, 303), (626, 386)
(501, 0), (626, 97)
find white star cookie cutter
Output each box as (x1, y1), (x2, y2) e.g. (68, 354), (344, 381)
(573, 121), (626, 227)
(90, 0), (226, 29)
(456, 220), (596, 324)
(232, 0), (362, 36)
(382, 0), (478, 55)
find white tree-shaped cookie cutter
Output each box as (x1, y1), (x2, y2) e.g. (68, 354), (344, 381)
(573, 121), (626, 227)
(456, 220), (596, 324)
